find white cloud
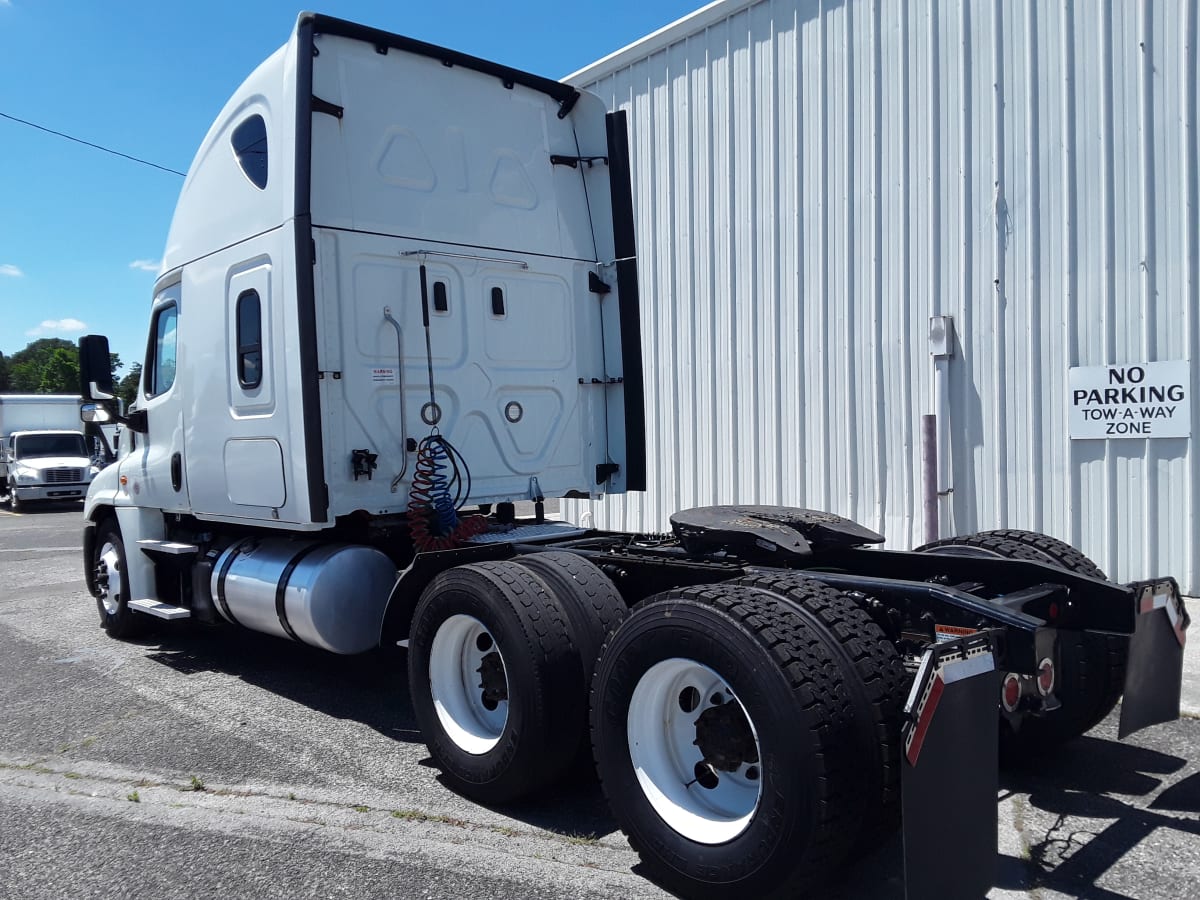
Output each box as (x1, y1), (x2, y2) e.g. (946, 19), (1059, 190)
(129, 259), (161, 273)
(25, 318), (88, 337)
(0, 264), (23, 278)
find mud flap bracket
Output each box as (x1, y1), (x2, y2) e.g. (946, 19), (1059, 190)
(901, 631), (1000, 900)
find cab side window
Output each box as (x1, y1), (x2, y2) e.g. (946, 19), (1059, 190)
(146, 303), (178, 398)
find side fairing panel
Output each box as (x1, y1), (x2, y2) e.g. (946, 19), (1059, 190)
(309, 34), (596, 259)
(307, 31), (642, 515)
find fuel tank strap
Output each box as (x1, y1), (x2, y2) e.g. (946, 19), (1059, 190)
(275, 543), (325, 642)
(214, 540), (247, 627)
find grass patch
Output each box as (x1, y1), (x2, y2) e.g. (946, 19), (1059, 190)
(63, 772), (81, 780)
(390, 809), (468, 828)
(352, 805), (370, 813)
(565, 832), (600, 846)
(187, 776), (206, 792)
(127, 791), (140, 803)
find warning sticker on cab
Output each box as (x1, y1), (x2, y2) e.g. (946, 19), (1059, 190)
(371, 367), (397, 385)
(934, 624), (978, 643)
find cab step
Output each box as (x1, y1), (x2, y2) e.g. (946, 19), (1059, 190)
(137, 539), (199, 556)
(128, 599), (191, 620)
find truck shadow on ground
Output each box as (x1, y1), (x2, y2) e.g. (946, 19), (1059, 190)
(994, 732), (1196, 900)
(1, 500), (86, 514)
(140, 623), (624, 840)
(140, 625), (1196, 898)
(143, 624), (421, 745)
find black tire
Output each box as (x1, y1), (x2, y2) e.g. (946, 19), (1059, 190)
(408, 560), (583, 804)
(515, 551), (628, 681)
(591, 584), (864, 899)
(515, 551), (628, 775)
(916, 529), (1125, 754)
(918, 529), (1107, 580)
(92, 519), (144, 640)
(8, 481), (22, 513)
(732, 573), (907, 840)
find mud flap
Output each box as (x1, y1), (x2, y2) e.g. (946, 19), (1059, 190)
(901, 632), (999, 900)
(1119, 580), (1190, 739)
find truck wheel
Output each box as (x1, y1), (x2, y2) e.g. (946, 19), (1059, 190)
(515, 551), (627, 682)
(918, 529), (1107, 579)
(515, 552), (628, 775)
(92, 520), (143, 640)
(8, 481), (22, 513)
(591, 585), (862, 898)
(916, 530), (1125, 754)
(408, 560), (583, 804)
(732, 573), (906, 840)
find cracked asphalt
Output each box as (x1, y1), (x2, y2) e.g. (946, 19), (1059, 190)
(0, 506), (1196, 899)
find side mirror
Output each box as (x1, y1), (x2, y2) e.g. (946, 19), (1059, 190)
(80, 403), (113, 424)
(127, 409), (149, 434)
(79, 334), (115, 401)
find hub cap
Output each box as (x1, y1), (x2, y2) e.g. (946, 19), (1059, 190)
(96, 541), (122, 616)
(627, 658), (762, 844)
(428, 614), (509, 755)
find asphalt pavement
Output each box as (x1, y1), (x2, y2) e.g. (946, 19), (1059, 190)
(0, 505), (1196, 899)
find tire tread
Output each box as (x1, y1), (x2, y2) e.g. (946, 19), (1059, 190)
(592, 584), (865, 897)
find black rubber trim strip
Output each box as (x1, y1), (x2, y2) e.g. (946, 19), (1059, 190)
(303, 13), (579, 114)
(294, 17), (329, 523)
(274, 543), (324, 643)
(311, 223), (600, 264)
(214, 540), (246, 627)
(605, 111), (646, 491)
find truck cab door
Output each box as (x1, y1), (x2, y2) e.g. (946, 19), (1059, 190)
(126, 284), (189, 511)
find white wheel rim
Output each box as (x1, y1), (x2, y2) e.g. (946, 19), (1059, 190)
(627, 658), (762, 844)
(428, 614), (509, 755)
(97, 541), (122, 616)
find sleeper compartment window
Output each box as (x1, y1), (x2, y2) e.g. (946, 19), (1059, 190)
(232, 115), (268, 189)
(237, 289), (263, 389)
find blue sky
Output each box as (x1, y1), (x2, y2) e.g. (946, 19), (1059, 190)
(0, 0), (701, 374)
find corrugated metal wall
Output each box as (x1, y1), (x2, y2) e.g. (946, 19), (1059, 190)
(566, 0), (1200, 592)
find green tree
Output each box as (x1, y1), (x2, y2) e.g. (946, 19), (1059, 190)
(7, 338), (77, 392)
(116, 362), (142, 407)
(5, 338), (123, 395)
(0, 352), (9, 392)
(38, 348), (80, 394)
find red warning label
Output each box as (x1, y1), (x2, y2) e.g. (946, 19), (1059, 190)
(934, 624), (978, 643)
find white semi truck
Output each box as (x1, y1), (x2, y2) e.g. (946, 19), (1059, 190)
(78, 15), (1189, 898)
(0, 394), (101, 509)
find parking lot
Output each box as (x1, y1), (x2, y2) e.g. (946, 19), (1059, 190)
(0, 506), (1197, 899)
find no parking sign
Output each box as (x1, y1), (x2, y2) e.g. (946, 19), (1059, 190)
(1068, 361), (1191, 439)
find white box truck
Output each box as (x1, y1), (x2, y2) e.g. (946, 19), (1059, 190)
(75, 14), (1189, 898)
(0, 394), (99, 509)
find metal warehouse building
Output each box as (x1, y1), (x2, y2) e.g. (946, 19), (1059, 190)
(564, 0), (1199, 592)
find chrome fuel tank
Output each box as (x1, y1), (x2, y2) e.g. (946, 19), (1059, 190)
(212, 538), (397, 654)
